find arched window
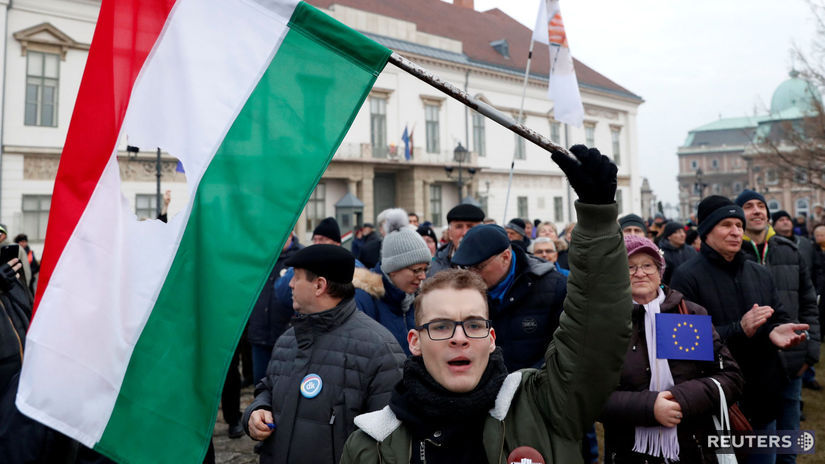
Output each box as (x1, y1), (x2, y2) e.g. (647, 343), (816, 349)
(767, 199), (781, 212)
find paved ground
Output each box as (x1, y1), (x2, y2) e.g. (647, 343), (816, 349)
(214, 385), (258, 464)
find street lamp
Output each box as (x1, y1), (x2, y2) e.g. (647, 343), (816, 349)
(125, 145), (164, 217)
(445, 142), (476, 199)
(693, 168), (708, 198)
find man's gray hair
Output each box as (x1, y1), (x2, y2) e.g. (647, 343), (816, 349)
(529, 236), (556, 253)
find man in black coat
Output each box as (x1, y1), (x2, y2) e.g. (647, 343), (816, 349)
(670, 196), (809, 446)
(451, 224), (566, 371)
(736, 190), (820, 462)
(773, 210), (817, 280)
(427, 203), (485, 277)
(242, 245), (404, 464)
(659, 221), (696, 285)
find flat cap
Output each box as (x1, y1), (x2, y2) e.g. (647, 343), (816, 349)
(446, 204), (485, 223)
(283, 244), (354, 284)
(451, 224), (510, 267)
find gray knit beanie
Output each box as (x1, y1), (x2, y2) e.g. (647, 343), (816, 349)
(380, 220), (432, 274)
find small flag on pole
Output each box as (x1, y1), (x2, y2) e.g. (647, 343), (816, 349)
(402, 125), (411, 160)
(655, 313), (715, 361)
(532, 0), (584, 127)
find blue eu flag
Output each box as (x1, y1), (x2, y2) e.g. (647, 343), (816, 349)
(656, 313), (714, 361)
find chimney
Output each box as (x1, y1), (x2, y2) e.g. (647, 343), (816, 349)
(454, 0), (474, 9)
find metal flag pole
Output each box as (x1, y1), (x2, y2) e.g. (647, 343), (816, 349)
(502, 39), (535, 223)
(387, 53), (572, 163)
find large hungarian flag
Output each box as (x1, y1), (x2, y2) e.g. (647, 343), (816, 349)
(15, 0), (389, 462)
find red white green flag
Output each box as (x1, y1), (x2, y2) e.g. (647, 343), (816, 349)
(15, 0), (389, 462)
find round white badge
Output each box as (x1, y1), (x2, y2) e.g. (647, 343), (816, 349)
(300, 374), (323, 398)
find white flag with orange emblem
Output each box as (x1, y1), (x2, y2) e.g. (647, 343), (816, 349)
(532, 0), (584, 127)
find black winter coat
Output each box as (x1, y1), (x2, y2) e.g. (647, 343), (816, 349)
(490, 246), (567, 371)
(659, 239), (697, 285)
(427, 241), (455, 277)
(247, 241), (303, 346)
(356, 232), (382, 269)
(670, 243), (792, 424)
(601, 288), (744, 464)
(241, 297), (405, 464)
(741, 234), (820, 377)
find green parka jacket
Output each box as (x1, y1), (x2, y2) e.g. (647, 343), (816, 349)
(340, 201), (633, 464)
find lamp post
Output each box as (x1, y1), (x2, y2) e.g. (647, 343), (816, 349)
(125, 145), (163, 217)
(445, 142), (476, 201)
(693, 168), (708, 199)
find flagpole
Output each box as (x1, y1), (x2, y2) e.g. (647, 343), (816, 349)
(388, 52), (572, 163)
(502, 40), (535, 223)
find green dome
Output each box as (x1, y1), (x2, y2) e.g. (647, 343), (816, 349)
(770, 70), (821, 114)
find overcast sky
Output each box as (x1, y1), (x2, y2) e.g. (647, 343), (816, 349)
(463, 0), (819, 209)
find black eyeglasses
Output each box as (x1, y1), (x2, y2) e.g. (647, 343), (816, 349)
(415, 319), (492, 341)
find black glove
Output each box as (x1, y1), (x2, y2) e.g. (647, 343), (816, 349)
(551, 144), (617, 205)
(0, 264), (16, 292)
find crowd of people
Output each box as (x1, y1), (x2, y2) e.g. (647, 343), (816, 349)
(1, 145), (822, 463)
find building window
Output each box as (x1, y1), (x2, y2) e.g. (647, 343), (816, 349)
(553, 196), (563, 222)
(425, 104), (440, 153)
(733, 182), (742, 194)
(585, 124), (595, 147)
(370, 97), (387, 158)
(690, 160), (698, 170)
(711, 159), (719, 169)
(794, 167), (808, 184)
(472, 112), (486, 157)
(135, 194), (156, 219)
(767, 199), (781, 212)
(712, 184), (721, 194)
(514, 115), (526, 160)
(616, 189), (623, 214)
(766, 168), (778, 185)
(305, 183), (325, 232)
(25, 51), (59, 127)
(22, 194), (51, 241)
(796, 198), (810, 219)
(429, 184), (442, 226)
(517, 196), (528, 219)
(550, 122), (561, 144)
(610, 127), (621, 165)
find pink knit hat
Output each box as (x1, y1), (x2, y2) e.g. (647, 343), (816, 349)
(624, 234), (665, 278)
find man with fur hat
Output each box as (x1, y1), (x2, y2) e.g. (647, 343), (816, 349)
(243, 245), (404, 464)
(735, 190), (820, 462)
(450, 221), (566, 371)
(659, 221), (695, 285)
(354, 208), (433, 355)
(427, 203), (485, 276)
(670, 195), (810, 449)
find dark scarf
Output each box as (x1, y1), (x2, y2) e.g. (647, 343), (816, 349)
(389, 349), (508, 463)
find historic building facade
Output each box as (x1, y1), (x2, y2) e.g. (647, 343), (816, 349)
(0, 0), (644, 250)
(677, 71), (823, 221)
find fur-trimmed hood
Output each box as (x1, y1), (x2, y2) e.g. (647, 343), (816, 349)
(353, 267), (385, 298)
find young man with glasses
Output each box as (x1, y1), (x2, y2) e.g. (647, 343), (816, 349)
(341, 145), (634, 464)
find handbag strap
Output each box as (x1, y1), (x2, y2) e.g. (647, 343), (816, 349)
(678, 299), (689, 315)
(710, 377), (731, 432)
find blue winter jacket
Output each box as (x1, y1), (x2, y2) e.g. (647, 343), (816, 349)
(353, 265), (415, 356)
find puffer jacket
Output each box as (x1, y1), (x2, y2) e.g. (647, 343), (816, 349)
(670, 243), (792, 424)
(491, 246), (567, 371)
(741, 231), (820, 377)
(340, 201), (633, 464)
(353, 267), (414, 355)
(659, 239), (697, 285)
(601, 288), (744, 464)
(241, 297), (405, 464)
